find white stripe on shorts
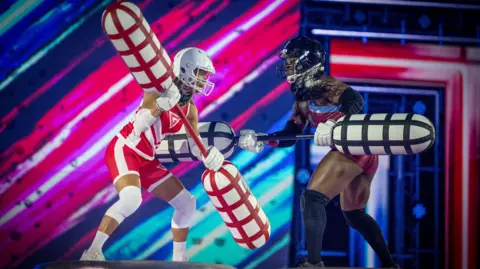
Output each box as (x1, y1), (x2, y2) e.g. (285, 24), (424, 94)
(113, 138), (140, 184)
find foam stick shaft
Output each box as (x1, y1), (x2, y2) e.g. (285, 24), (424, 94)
(171, 105), (209, 158)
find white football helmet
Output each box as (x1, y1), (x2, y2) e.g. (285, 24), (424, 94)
(173, 47), (215, 96)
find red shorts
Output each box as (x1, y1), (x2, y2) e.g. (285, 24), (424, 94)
(345, 152), (379, 175)
(105, 136), (172, 192)
(330, 148), (379, 175)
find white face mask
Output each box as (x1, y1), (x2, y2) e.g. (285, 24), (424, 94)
(191, 67), (215, 96)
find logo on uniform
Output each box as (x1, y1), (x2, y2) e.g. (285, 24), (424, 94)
(169, 112), (180, 129)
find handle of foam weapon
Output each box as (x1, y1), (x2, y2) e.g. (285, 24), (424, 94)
(233, 133), (315, 142)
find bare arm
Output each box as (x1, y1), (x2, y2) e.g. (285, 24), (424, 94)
(142, 92), (162, 117)
(186, 101), (200, 137)
(268, 101), (308, 148)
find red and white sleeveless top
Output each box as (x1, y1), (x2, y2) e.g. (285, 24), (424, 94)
(117, 103), (191, 160)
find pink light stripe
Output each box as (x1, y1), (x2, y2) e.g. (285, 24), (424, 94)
(0, 164), (110, 268)
(165, 0), (229, 50)
(205, 0), (289, 56)
(199, 54), (281, 118)
(1, 95), (142, 229)
(199, 0), (284, 56)
(0, 81), (142, 220)
(0, 38), (105, 134)
(195, 10), (300, 111)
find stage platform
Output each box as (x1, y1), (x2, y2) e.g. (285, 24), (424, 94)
(34, 260), (396, 269)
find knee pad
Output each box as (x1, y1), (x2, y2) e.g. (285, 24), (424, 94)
(169, 189), (196, 229)
(301, 189), (330, 219)
(106, 186), (142, 224)
(342, 208), (367, 229)
(302, 190), (330, 207)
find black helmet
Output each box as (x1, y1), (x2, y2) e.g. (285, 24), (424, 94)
(276, 36), (326, 83)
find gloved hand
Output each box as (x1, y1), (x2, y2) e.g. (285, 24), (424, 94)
(238, 129), (264, 153)
(188, 136), (224, 171)
(202, 146), (224, 171)
(155, 84), (181, 111)
(314, 120), (335, 146)
(132, 108), (157, 136)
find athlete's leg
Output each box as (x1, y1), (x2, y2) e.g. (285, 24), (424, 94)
(141, 161), (195, 262)
(81, 137), (143, 260)
(300, 150), (363, 266)
(341, 164), (398, 268)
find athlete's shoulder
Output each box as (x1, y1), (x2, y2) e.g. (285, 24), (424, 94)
(295, 100), (309, 111)
(292, 101), (309, 121)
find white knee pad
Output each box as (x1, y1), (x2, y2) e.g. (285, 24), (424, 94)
(106, 186), (142, 224)
(169, 189), (196, 229)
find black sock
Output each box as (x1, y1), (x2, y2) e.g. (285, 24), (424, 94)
(343, 209), (395, 267)
(301, 189), (330, 265)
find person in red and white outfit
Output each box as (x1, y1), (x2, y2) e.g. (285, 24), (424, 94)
(81, 48), (222, 262)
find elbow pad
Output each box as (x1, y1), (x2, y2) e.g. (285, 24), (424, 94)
(339, 88), (364, 115)
(133, 108), (156, 136)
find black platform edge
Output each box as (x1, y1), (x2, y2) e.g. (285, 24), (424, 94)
(33, 261), (237, 269)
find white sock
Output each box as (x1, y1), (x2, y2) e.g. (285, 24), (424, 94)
(90, 231), (109, 251)
(172, 241), (187, 261)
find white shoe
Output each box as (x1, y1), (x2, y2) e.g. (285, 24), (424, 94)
(80, 249), (105, 261)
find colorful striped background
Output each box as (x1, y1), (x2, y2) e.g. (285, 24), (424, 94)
(0, 1), (300, 268)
